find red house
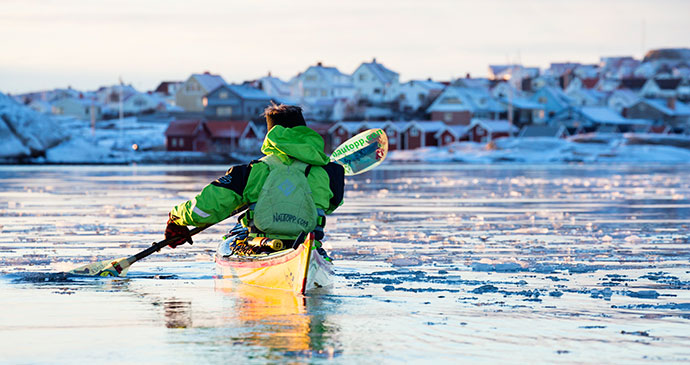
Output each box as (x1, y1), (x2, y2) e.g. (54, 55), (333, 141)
(205, 120), (250, 153)
(328, 121), (366, 149)
(164, 120), (210, 152)
(467, 119), (518, 143)
(362, 121), (403, 151)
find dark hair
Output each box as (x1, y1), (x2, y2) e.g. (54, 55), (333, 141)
(264, 102), (306, 130)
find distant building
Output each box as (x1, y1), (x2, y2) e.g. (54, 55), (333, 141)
(52, 97), (103, 120)
(205, 121), (263, 154)
(466, 119), (518, 143)
(607, 89), (640, 113)
(352, 58), (400, 103)
(641, 78), (683, 99)
(427, 86), (504, 125)
(254, 73), (292, 100)
(290, 62), (355, 102)
(164, 120), (209, 152)
(531, 86), (574, 122)
(624, 99), (690, 128)
(203, 84), (273, 121)
(397, 79), (445, 111)
(176, 72), (226, 112)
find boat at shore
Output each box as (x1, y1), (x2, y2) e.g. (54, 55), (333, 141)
(215, 232), (334, 295)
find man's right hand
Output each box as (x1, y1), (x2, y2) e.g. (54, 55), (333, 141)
(165, 216), (193, 248)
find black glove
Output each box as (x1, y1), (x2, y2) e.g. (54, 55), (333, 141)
(165, 216), (192, 248)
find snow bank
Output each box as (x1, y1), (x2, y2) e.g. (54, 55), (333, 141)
(388, 136), (690, 164)
(0, 91), (67, 159)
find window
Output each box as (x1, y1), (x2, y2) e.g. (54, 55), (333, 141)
(217, 106), (233, 116)
(444, 113), (453, 122)
(219, 91), (229, 99)
(179, 138), (184, 147)
(538, 96), (547, 104)
(305, 74), (317, 81)
(84, 107), (89, 114)
(321, 90), (328, 97)
(444, 135), (453, 144)
(359, 74), (367, 81)
(171, 138), (177, 147)
(538, 110), (545, 119)
(134, 99), (146, 106)
(410, 128), (419, 137)
(374, 88), (381, 94)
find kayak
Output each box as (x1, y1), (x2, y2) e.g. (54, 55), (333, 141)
(215, 232), (334, 295)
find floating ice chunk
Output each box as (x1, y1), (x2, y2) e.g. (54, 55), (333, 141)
(512, 227), (549, 234)
(601, 235), (613, 242)
(624, 235), (643, 243)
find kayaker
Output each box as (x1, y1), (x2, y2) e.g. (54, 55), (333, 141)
(164, 103), (345, 251)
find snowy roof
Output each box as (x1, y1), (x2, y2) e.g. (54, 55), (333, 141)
(165, 120), (203, 137)
(446, 124), (471, 137)
(404, 120), (448, 132)
(402, 79), (445, 90)
(500, 97), (543, 110)
(205, 121), (249, 138)
(534, 86), (574, 108)
(427, 86), (504, 113)
(518, 125), (567, 138)
(609, 89), (640, 105)
(580, 107), (627, 124)
(224, 84), (271, 101)
(329, 121), (366, 134)
(191, 73), (226, 92)
(471, 119), (518, 133)
(260, 76), (291, 95)
(359, 60), (399, 84)
(642, 99), (690, 116)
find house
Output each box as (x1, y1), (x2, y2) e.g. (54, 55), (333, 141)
(175, 72), (226, 112)
(164, 120), (209, 152)
(290, 62), (355, 102)
(203, 84), (273, 121)
(607, 89), (641, 113)
(27, 100), (53, 114)
(566, 88), (607, 107)
(467, 119), (518, 142)
(352, 58), (400, 103)
(51, 97), (103, 120)
(518, 125), (569, 139)
(531, 86), (574, 122)
(254, 73), (293, 100)
(618, 78), (647, 92)
(427, 86), (504, 125)
(122, 92), (168, 115)
(328, 121), (408, 150)
(499, 97), (545, 127)
(624, 98), (690, 128)
(204, 121), (263, 154)
(399, 121), (464, 149)
(154, 81), (183, 105)
(328, 121), (366, 150)
(397, 79), (445, 111)
(641, 78), (683, 99)
(600, 56), (640, 79)
(551, 106), (628, 128)
(488, 65), (540, 82)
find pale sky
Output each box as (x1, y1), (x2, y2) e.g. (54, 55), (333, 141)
(1, 0), (689, 94)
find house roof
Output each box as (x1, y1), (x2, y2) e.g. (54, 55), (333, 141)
(402, 79), (445, 90)
(580, 107), (627, 124)
(359, 60), (399, 84)
(154, 81), (182, 94)
(205, 121), (249, 138)
(165, 120), (203, 137)
(500, 97), (543, 110)
(191, 73), (226, 92)
(518, 125), (567, 137)
(581, 78), (600, 89)
(471, 119), (518, 133)
(427, 86), (504, 113)
(642, 99), (690, 116)
(225, 84), (272, 101)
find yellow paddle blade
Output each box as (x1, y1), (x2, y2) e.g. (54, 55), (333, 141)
(68, 257), (132, 277)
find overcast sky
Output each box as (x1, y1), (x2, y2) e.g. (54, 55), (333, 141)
(1, 0), (689, 93)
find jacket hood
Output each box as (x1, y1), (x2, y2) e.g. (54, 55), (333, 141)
(261, 125), (330, 166)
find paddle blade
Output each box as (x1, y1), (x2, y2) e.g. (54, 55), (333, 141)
(68, 257), (132, 277)
(331, 128), (388, 176)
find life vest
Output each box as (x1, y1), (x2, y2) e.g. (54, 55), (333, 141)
(243, 155), (320, 239)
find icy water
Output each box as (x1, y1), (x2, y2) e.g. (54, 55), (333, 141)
(1, 163), (689, 364)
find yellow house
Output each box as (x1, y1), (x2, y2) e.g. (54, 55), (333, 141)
(175, 72), (226, 112)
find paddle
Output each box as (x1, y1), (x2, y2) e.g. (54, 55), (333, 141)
(68, 128), (388, 277)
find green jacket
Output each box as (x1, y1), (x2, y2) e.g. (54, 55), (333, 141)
(170, 125), (345, 227)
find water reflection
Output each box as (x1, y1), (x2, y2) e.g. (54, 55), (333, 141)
(214, 278), (339, 359)
(164, 299), (192, 328)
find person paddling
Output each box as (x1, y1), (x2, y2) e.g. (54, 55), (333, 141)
(165, 103), (345, 251)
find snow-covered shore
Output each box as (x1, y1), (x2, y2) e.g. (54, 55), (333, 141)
(389, 136), (690, 164)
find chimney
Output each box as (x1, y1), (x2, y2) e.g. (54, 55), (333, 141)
(268, 71), (272, 77)
(317, 61), (323, 67)
(372, 57), (377, 63)
(203, 71), (211, 75)
(667, 98), (676, 110)
(466, 73), (471, 79)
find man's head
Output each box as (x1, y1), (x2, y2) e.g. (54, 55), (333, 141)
(264, 103), (306, 131)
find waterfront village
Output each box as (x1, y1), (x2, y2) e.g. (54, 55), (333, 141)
(9, 48), (690, 157)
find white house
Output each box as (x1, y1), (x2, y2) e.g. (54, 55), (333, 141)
(52, 97), (103, 120)
(427, 86), (505, 125)
(290, 62), (355, 102)
(397, 79), (446, 112)
(352, 58), (400, 103)
(607, 89), (640, 113)
(256, 74), (292, 100)
(122, 92), (169, 114)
